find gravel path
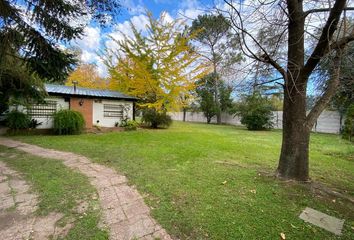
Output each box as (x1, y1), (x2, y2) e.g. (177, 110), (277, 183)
(0, 138), (172, 240)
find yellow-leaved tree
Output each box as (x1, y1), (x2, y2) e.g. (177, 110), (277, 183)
(66, 63), (108, 89)
(105, 12), (208, 112)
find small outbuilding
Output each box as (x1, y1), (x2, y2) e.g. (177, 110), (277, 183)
(24, 84), (137, 129)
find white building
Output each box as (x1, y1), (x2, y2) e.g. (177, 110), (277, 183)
(25, 84), (137, 129)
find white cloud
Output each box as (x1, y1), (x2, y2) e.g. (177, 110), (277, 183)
(105, 14), (149, 50)
(121, 0), (145, 15)
(75, 26), (101, 51)
(73, 0), (209, 77)
(80, 50), (97, 63)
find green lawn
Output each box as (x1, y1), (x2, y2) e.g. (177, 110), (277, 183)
(0, 146), (108, 240)
(13, 121), (354, 239)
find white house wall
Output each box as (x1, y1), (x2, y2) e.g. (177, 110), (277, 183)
(9, 97), (69, 129)
(35, 97), (69, 129)
(93, 99), (133, 127)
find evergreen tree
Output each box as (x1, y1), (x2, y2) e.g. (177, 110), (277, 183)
(196, 73), (233, 123)
(0, 0), (120, 112)
(190, 14), (241, 124)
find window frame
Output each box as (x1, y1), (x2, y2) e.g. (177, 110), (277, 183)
(103, 104), (124, 118)
(27, 101), (57, 118)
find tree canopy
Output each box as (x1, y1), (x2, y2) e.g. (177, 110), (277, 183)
(196, 73), (233, 124)
(223, 0), (354, 181)
(190, 13), (241, 123)
(0, 0), (120, 112)
(66, 64), (108, 90)
(105, 12), (208, 112)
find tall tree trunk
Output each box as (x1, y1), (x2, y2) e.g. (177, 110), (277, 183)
(183, 108), (186, 122)
(277, 86), (310, 181)
(211, 47), (222, 124)
(207, 116), (211, 124)
(277, 0), (309, 181)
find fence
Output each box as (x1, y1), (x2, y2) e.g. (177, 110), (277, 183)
(169, 111), (343, 134)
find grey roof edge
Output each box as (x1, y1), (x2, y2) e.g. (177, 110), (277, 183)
(44, 84), (138, 101)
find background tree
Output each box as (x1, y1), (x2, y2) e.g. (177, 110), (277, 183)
(342, 104), (354, 141)
(190, 14), (241, 124)
(105, 12), (207, 113)
(223, 0), (354, 181)
(0, 0), (120, 112)
(319, 40), (354, 126)
(66, 64), (108, 90)
(234, 93), (274, 131)
(196, 73), (233, 124)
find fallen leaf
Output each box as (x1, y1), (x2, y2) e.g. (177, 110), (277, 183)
(250, 189), (256, 194)
(280, 232), (286, 240)
(222, 180), (227, 185)
(332, 199), (336, 203)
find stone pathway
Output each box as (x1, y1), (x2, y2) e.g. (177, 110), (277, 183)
(0, 138), (172, 240)
(0, 161), (67, 239)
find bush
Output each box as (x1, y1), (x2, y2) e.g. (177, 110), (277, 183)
(235, 93), (274, 130)
(342, 104), (354, 141)
(29, 119), (42, 129)
(141, 109), (172, 129)
(121, 120), (139, 131)
(53, 110), (85, 135)
(6, 110), (31, 130)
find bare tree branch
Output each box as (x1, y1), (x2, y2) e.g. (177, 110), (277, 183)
(302, 0), (347, 78)
(223, 0), (288, 79)
(305, 49), (342, 128)
(304, 7), (354, 18)
(254, 77), (284, 86)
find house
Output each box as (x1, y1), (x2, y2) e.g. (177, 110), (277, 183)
(25, 84), (137, 129)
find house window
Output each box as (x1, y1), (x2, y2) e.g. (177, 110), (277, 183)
(27, 101), (57, 118)
(103, 104), (123, 118)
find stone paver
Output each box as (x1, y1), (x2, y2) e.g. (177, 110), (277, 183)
(299, 207), (345, 235)
(0, 161), (66, 240)
(0, 138), (173, 240)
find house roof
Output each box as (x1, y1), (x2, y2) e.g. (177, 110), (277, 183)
(45, 84), (138, 101)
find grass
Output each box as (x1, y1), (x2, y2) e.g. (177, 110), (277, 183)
(13, 121), (354, 239)
(0, 146), (108, 240)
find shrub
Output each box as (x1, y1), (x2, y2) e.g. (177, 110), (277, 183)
(29, 119), (42, 129)
(235, 93), (274, 130)
(342, 104), (354, 141)
(121, 120), (139, 131)
(6, 110), (31, 130)
(141, 109), (172, 129)
(53, 110), (85, 135)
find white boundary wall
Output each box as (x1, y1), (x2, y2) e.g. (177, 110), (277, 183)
(169, 111), (343, 134)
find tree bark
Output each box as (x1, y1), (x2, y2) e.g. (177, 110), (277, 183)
(277, 87), (311, 181)
(183, 108), (186, 122)
(207, 116), (211, 124)
(211, 46), (222, 124)
(276, 0), (346, 181)
(277, 0), (310, 181)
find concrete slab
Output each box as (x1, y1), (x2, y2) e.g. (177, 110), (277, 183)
(299, 207), (344, 235)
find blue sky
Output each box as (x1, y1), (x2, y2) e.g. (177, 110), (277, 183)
(72, 0), (217, 76)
